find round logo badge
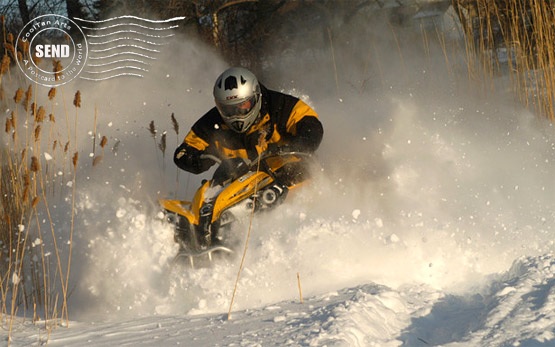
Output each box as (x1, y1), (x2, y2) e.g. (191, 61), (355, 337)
(15, 14), (88, 87)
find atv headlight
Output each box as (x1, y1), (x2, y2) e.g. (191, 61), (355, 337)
(165, 212), (177, 225)
(261, 188), (278, 205)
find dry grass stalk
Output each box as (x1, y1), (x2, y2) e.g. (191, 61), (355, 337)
(35, 106), (45, 123)
(171, 113), (179, 135)
(30, 156), (40, 172)
(456, 0), (555, 120)
(53, 61), (62, 81)
(65, 149), (80, 325)
(23, 85), (32, 111)
(13, 88), (23, 104)
(0, 54), (10, 75)
(22, 186), (29, 203)
(148, 120), (156, 138)
(72, 152), (78, 168)
(94, 136), (108, 167)
(48, 88), (56, 100)
(34, 125), (41, 143)
(25, 84), (32, 102)
(5, 117), (12, 133)
(92, 156), (102, 167)
(297, 272), (304, 304)
(30, 102), (37, 118)
(1, 53), (106, 331)
(5, 43), (15, 59)
(73, 91), (81, 108)
(159, 133), (167, 155)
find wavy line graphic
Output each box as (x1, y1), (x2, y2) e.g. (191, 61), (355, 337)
(77, 16), (184, 81)
(87, 51), (157, 60)
(80, 23), (180, 31)
(88, 37), (167, 46)
(80, 73), (145, 81)
(75, 15), (186, 24)
(86, 59), (150, 67)
(90, 44), (160, 53)
(86, 30), (175, 39)
(83, 66), (149, 74)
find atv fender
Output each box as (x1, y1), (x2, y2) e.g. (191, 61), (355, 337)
(159, 199), (196, 225)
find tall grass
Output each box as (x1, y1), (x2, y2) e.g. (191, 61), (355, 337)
(454, 0), (555, 120)
(0, 21), (102, 343)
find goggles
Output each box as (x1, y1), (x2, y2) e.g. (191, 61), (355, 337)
(216, 94), (258, 120)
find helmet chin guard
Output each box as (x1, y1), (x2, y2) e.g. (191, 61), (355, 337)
(214, 67), (262, 133)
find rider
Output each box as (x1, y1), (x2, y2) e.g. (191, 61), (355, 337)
(174, 67), (323, 185)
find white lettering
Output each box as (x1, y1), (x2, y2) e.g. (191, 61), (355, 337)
(34, 44), (70, 58)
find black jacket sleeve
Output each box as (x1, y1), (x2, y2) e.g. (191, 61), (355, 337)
(173, 142), (216, 174)
(283, 116), (324, 153)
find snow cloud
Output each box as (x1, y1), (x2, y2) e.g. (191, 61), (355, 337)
(24, 9), (555, 320)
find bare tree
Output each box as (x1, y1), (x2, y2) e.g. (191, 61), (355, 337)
(66, 0), (90, 20)
(17, 0), (31, 24)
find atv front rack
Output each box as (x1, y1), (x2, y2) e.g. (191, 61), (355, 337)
(173, 245), (233, 269)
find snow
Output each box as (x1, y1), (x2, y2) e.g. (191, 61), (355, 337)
(3, 9), (555, 347)
(7, 255), (555, 346)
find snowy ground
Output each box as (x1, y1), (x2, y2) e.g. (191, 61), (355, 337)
(7, 254), (555, 346)
(3, 9), (555, 347)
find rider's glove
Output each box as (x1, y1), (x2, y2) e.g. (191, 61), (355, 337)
(174, 145), (214, 174)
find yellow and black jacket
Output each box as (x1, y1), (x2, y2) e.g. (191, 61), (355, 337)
(174, 84), (323, 174)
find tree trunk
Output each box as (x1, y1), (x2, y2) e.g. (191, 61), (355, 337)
(18, 0), (30, 24)
(66, 0), (88, 20)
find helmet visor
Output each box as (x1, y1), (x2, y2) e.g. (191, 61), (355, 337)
(216, 95), (258, 121)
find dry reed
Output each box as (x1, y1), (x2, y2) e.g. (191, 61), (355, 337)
(171, 112), (179, 136)
(297, 272), (304, 304)
(454, 0), (555, 120)
(0, 35), (112, 340)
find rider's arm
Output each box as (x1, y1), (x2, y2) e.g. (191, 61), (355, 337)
(280, 99), (323, 153)
(174, 139), (215, 174)
(174, 109), (224, 174)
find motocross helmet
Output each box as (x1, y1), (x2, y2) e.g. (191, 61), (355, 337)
(213, 67), (262, 133)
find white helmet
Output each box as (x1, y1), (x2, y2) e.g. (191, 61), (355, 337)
(213, 67), (262, 133)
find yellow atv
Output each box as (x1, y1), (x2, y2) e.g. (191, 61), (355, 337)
(159, 152), (313, 267)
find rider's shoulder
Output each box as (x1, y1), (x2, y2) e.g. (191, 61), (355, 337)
(192, 107), (224, 133)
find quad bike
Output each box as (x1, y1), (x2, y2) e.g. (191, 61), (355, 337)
(159, 151), (313, 267)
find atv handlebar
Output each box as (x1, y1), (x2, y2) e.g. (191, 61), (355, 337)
(256, 150), (311, 163)
(199, 153), (222, 164)
(201, 151), (312, 169)
(204, 151), (314, 186)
